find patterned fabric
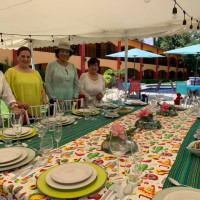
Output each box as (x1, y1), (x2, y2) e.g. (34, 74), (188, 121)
(0, 107), (198, 200)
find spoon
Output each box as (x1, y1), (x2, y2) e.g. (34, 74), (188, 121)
(168, 177), (189, 187)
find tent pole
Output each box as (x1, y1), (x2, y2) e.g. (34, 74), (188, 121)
(194, 52), (200, 86)
(124, 37), (128, 101)
(29, 40), (35, 70)
(133, 57), (136, 79)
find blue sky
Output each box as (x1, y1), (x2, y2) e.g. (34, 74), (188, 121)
(143, 37), (153, 45)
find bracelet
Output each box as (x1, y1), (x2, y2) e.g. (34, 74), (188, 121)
(11, 103), (18, 109)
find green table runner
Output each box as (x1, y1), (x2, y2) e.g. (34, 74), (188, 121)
(163, 118), (200, 189)
(20, 106), (145, 152)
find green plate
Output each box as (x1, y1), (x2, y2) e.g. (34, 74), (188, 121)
(0, 128), (37, 140)
(37, 162), (107, 199)
(72, 109), (100, 116)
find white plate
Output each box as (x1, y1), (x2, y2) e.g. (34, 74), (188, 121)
(194, 134), (200, 139)
(105, 114), (119, 118)
(46, 164), (97, 189)
(62, 118), (75, 125)
(51, 163), (93, 184)
(174, 105), (187, 111)
(76, 109), (91, 113)
(0, 148), (28, 167)
(0, 147), (36, 171)
(125, 101), (147, 105)
(41, 116), (71, 124)
(0, 148), (22, 163)
(4, 127), (32, 136)
(153, 187), (200, 200)
(118, 107), (133, 114)
(4, 129), (33, 138)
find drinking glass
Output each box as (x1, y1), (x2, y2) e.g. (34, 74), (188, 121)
(0, 114), (13, 147)
(83, 106), (91, 120)
(53, 124), (62, 153)
(128, 139), (142, 186)
(88, 101), (97, 121)
(40, 135), (53, 158)
(34, 119), (48, 139)
(109, 131), (127, 179)
(12, 111), (24, 146)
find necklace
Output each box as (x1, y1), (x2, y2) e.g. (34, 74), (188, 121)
(88, 72), (98, 81)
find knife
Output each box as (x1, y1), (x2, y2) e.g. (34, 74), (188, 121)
(101, 184), (116, 200)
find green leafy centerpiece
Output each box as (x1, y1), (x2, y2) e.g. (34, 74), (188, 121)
(101, 124), (138, 155)
(156, 102), (178, 116)
(135, 108), (162, 129)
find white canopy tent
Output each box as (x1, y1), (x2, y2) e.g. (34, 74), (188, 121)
(0, 0), (199, 96)
(0, 0), (199, 48)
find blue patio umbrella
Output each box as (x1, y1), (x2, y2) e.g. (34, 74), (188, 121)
(106, 48), (164, 79)
(164, 44), (200, 85)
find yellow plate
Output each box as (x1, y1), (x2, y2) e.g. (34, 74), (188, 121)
(72, 109), (100, 116)
(37, 162), (107, 199)
(0, 128), (37, 140)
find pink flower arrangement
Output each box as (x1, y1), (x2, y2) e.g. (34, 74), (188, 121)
(160, 102), (171, 112)
(137, 108), (153, 119)
(111, 124), (126, 140)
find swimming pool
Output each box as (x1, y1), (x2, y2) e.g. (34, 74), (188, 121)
(141, 86), (175, 94)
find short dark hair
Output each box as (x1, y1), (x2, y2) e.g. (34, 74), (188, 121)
(55, 49), (73, 58)
(17, 46), (31, 56)
(88, 57), (100, 67)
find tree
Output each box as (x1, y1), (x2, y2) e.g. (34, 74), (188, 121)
(154, 32), (200, 76)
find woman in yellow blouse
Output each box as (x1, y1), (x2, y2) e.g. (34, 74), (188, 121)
(5, 46), (48, 114)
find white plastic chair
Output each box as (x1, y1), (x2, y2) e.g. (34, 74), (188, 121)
(25, 104), (56, 124)
(62, 99), (84, 112)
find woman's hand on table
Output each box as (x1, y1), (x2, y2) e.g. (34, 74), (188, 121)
(56, 99), (64, 103)
(96, 93), (103, 101)
(17, 100), (29, 110)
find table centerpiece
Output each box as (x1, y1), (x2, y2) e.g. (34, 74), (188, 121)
(135, 108), (162, 129)
(156, 102), (178, 116)
(101, 124), (138, 155)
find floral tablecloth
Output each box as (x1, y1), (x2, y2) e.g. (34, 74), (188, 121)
(0, 107), (198, 200)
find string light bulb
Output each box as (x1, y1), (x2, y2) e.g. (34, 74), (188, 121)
(189, 17), (193, 30)
(197, 21), (200, 31)
(0, 33), (3, 45)
(182, 10), (187, 30)
(172, 0), (178, 19)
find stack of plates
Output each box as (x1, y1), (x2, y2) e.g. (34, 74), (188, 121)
(73, 109), (100, 116)
(96, 102), (118, 109)
(3, 127), (33, 139)
(76, 108), (91, 114)
(41, 116), (75, 126)
(125, 100), (147, 106)
(0, 147), (36, 171)
(37, 162), (107, 199)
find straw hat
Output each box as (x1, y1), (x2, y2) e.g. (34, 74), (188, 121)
(57, 41), (73, 52)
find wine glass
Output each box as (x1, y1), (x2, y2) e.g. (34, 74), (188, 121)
(53, 124), (62, 153)
(11, 111), (24, 146)
(40, 135), (53, 158)
(109, 131), (128, 179)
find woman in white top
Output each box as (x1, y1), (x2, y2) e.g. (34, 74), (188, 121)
(79, 57), (105, 105)
(0, 71), (23, 113)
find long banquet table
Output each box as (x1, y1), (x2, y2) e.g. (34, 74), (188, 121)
(0, 105), (200, 200)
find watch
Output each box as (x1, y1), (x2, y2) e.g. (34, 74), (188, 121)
(11, 103), (18, 109)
